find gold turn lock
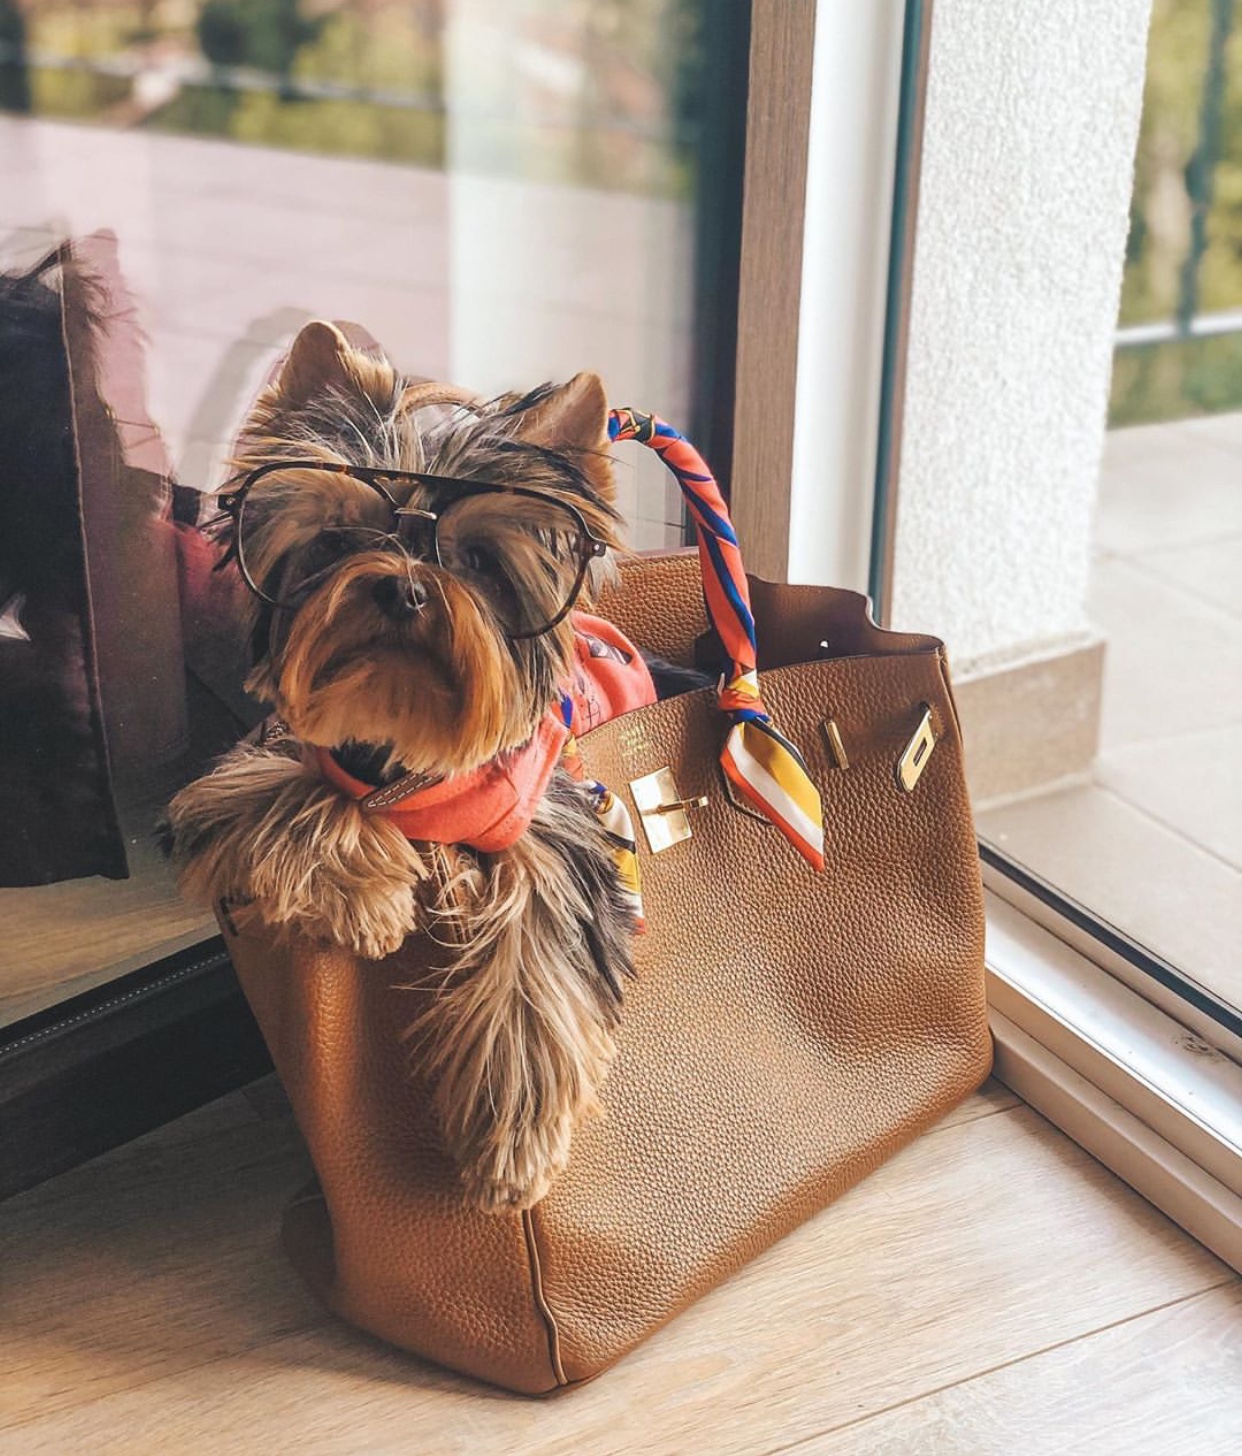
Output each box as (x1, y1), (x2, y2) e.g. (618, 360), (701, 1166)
(896, 705), (937, 792)
(629, 768), (708, 853)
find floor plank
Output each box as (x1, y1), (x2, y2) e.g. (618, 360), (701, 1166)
(116, 1085), (268, 1154)
(0, 1112), (321, 1429)
(3, 1101), (1231, 1454)
(816, 1283), (1242, 1454)
(931, 1075), (1020, 1130)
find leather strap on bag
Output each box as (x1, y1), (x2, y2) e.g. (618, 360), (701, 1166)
(608, 409), (825, 871)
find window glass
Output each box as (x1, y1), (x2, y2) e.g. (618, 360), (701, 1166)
(0, 0), (732, 1027)
(978, 0), (1242, 1030)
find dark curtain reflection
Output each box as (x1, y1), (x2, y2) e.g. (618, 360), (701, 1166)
(0, 246), (128, 884)
(0, 234), (190, 884)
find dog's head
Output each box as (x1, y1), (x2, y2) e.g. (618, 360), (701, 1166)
(219, 320), (622, 778)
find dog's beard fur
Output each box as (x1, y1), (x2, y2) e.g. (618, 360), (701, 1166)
(167, 320), (635, 1211)
(271, 551), (568, 778)
(166, 734), (434, 960)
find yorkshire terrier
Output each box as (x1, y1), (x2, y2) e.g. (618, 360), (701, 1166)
(166, 320), (663, 1213)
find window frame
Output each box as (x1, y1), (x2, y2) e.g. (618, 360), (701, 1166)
(6, 0), (1240, 1264)
(735, 0), (1242, 1265)
(986, 890), (1242, 1271)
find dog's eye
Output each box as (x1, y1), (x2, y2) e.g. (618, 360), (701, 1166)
(282, 529), (355, 595)
(308, 530), (352, 566)
(463, 544), (497, 576)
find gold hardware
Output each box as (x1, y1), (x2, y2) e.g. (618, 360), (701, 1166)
(896, 705), (936, 792)
(820, 717), (849, 770)
(630, 768), (707, 852)
(653, 795), (709, 815)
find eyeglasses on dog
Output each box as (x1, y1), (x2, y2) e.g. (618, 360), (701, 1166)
(216, 460), (609, 640)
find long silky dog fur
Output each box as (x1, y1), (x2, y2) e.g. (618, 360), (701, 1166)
(166, 320), (635, 1211)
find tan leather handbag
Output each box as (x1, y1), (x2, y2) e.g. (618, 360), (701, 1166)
(221, 549), (990, 1394)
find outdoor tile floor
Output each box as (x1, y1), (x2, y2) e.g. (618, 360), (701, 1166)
(979, 414), (1242, 1012)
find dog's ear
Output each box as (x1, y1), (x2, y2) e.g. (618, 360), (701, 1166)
(517, 372), (614, 501)
(276, 320), (354, 406)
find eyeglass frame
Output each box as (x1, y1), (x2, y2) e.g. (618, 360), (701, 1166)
(216, 459), (609, 639)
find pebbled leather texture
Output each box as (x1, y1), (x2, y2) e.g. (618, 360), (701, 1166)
(223, 553), (991, 1394)
(594, 551), (708, 667)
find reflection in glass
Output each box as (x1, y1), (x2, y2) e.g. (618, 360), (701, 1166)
(981, 0), (1242, 1026)
(0, 0), (728, 1025)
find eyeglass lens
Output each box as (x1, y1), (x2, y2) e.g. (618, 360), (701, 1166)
(235, 466), (589, 636)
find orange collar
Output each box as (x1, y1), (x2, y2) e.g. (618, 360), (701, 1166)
(316, 714), (569, 853)
(314, 613), (656, 852)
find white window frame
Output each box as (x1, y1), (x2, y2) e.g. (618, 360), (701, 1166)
(731, 0), (907, 594)
(987, 888), (1242, 1271)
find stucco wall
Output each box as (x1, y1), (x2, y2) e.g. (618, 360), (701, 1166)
(891, 0), (1152, 671)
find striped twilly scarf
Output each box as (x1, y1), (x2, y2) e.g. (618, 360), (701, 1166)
(608, 408), (825, 873)
(316, 408), (824, 930)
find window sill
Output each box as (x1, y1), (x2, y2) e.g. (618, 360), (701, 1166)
(984, 888), (1242, 1272)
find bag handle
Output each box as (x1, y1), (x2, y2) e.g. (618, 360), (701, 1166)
(608, 409), (825, 871)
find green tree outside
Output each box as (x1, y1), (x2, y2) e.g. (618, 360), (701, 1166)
(1112, 0), (1242, 424)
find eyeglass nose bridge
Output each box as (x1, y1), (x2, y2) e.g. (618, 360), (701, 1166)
(391, 503), (439, 554)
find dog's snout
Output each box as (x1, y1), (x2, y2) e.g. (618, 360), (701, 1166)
(372, 575), (428, 620)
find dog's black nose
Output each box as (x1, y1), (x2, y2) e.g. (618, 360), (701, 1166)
(372, 576), (427, 619)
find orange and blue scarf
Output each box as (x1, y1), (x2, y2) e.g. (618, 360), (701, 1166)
(609, 408), (825, 872)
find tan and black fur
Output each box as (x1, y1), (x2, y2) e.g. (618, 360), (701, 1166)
(166, 320), (636, 1212)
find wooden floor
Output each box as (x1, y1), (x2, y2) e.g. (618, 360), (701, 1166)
(0, 817), (213, 1031)
(2, 1078), (1239, 1454)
